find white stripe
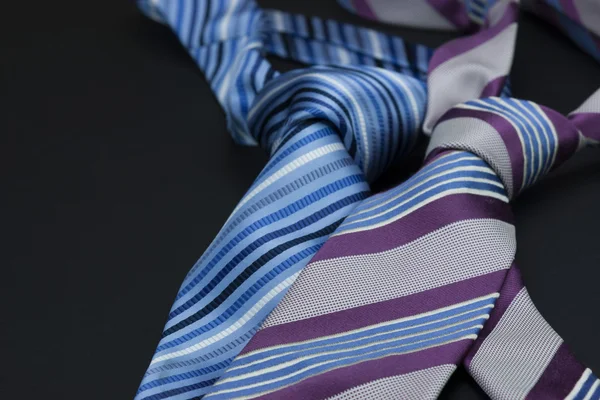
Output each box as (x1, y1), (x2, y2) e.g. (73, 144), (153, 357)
(207, 332), (479, 398)
(457, 101), (528, 186)
(272, 10), (285, 31)
(532, 102), (559, 172)
(356, 151), (475, 209)
(368, 30), (384, 59)
(220, 0), (239, 40)
(231, 142), (346, 216)
(379, 69), (422, 140)
(344, 166), (502, 223)
(343, 175), (505, 227)
(217, 41), (262, 104)
(514, 101), (551, 174)
(566, 369), (593, 400)
(220, 321), (484, 385)
(490, 98), (545, 184)
(316, 73), (370, 173)
(337, 47), (352, 64)
(426, 116), (516, 197)
(239, 293), (499, 362)
(150, 272), (300, 365)
(336, 186), (509, 236)
(584, 380), (600, 400)
(232, 312), (491, 374)
(349, 158), (491, 219)
(469, 13), (485, 25)
(355, 151), (454, 208)
(471, 1), (487, 13)
(508, 99), (546, 182)
(247, 72), (370, 172)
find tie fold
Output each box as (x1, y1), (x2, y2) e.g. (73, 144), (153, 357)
(136, 1), (600, 399)
(246, 66), (427, 182)
(427, 96), (582, 198)
(138, 0), (433, 146)
(465, 265), (600, 400)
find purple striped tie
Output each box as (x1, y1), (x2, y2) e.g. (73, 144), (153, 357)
(136, 1), (600, 398)
(340, 0), (521, 133)
(341, 0), (600, 62)
(198, 2), (600, 399)
(201, 87), (600, 399)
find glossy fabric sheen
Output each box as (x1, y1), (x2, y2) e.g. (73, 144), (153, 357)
(205, 93), (600, 400)
(136, 0), (600, 399)
(135, 2), (430, 399)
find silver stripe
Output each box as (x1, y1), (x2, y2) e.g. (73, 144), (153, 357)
(427, 116), (515, 198)
(262, 218), (515, 328)
(469, 288), (563, 400)
(424, 23), (517, 134)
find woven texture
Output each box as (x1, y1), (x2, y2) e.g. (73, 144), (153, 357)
(136, 1), (600, 399)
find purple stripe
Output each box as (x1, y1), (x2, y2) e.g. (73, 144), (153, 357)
(539, 105), (582, 166)
(429, 2), (518, 72)
(258, 340), (469, 400)
(242, 270), (507, 354)
(480, 75), (508, 98)
(570, 112), (600, 142)
(463, 263), (523, 369)
(311, 194), (513, 261)
(426, 0), (471, 30)
(526, 342), (588, 399)
(431, 107), (525, 193)
(349, 0), (377, 20)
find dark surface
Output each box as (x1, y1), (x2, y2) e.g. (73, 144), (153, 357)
(3, 1), (600, 399)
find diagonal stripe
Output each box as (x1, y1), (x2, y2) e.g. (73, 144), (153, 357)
(326, 364), (456, 400)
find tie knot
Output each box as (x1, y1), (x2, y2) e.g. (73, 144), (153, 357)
(246, 66), (427, 182)
(426, 96), (585, 199)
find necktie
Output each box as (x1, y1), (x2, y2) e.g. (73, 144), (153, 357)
(135, 2), (434, 399)
(341, 0), (600, 62)
(203, 90), (600, 400)
(136, 0), (598, 399)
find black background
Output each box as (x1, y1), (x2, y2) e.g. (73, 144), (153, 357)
(3, 1), (600, 399)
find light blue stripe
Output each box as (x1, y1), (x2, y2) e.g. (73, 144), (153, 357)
(341, 179), (506, 231)
(206, 327), (482, 399)
(230, 296), (496, 371)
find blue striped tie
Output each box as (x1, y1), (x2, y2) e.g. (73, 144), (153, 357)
(135, 1), (600, 399)
(135, 1), (431, 398)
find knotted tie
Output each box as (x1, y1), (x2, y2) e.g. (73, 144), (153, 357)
(136, 0), (598, 399)
(135, 2), (436, 399)
(204, 90), (600, 400)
